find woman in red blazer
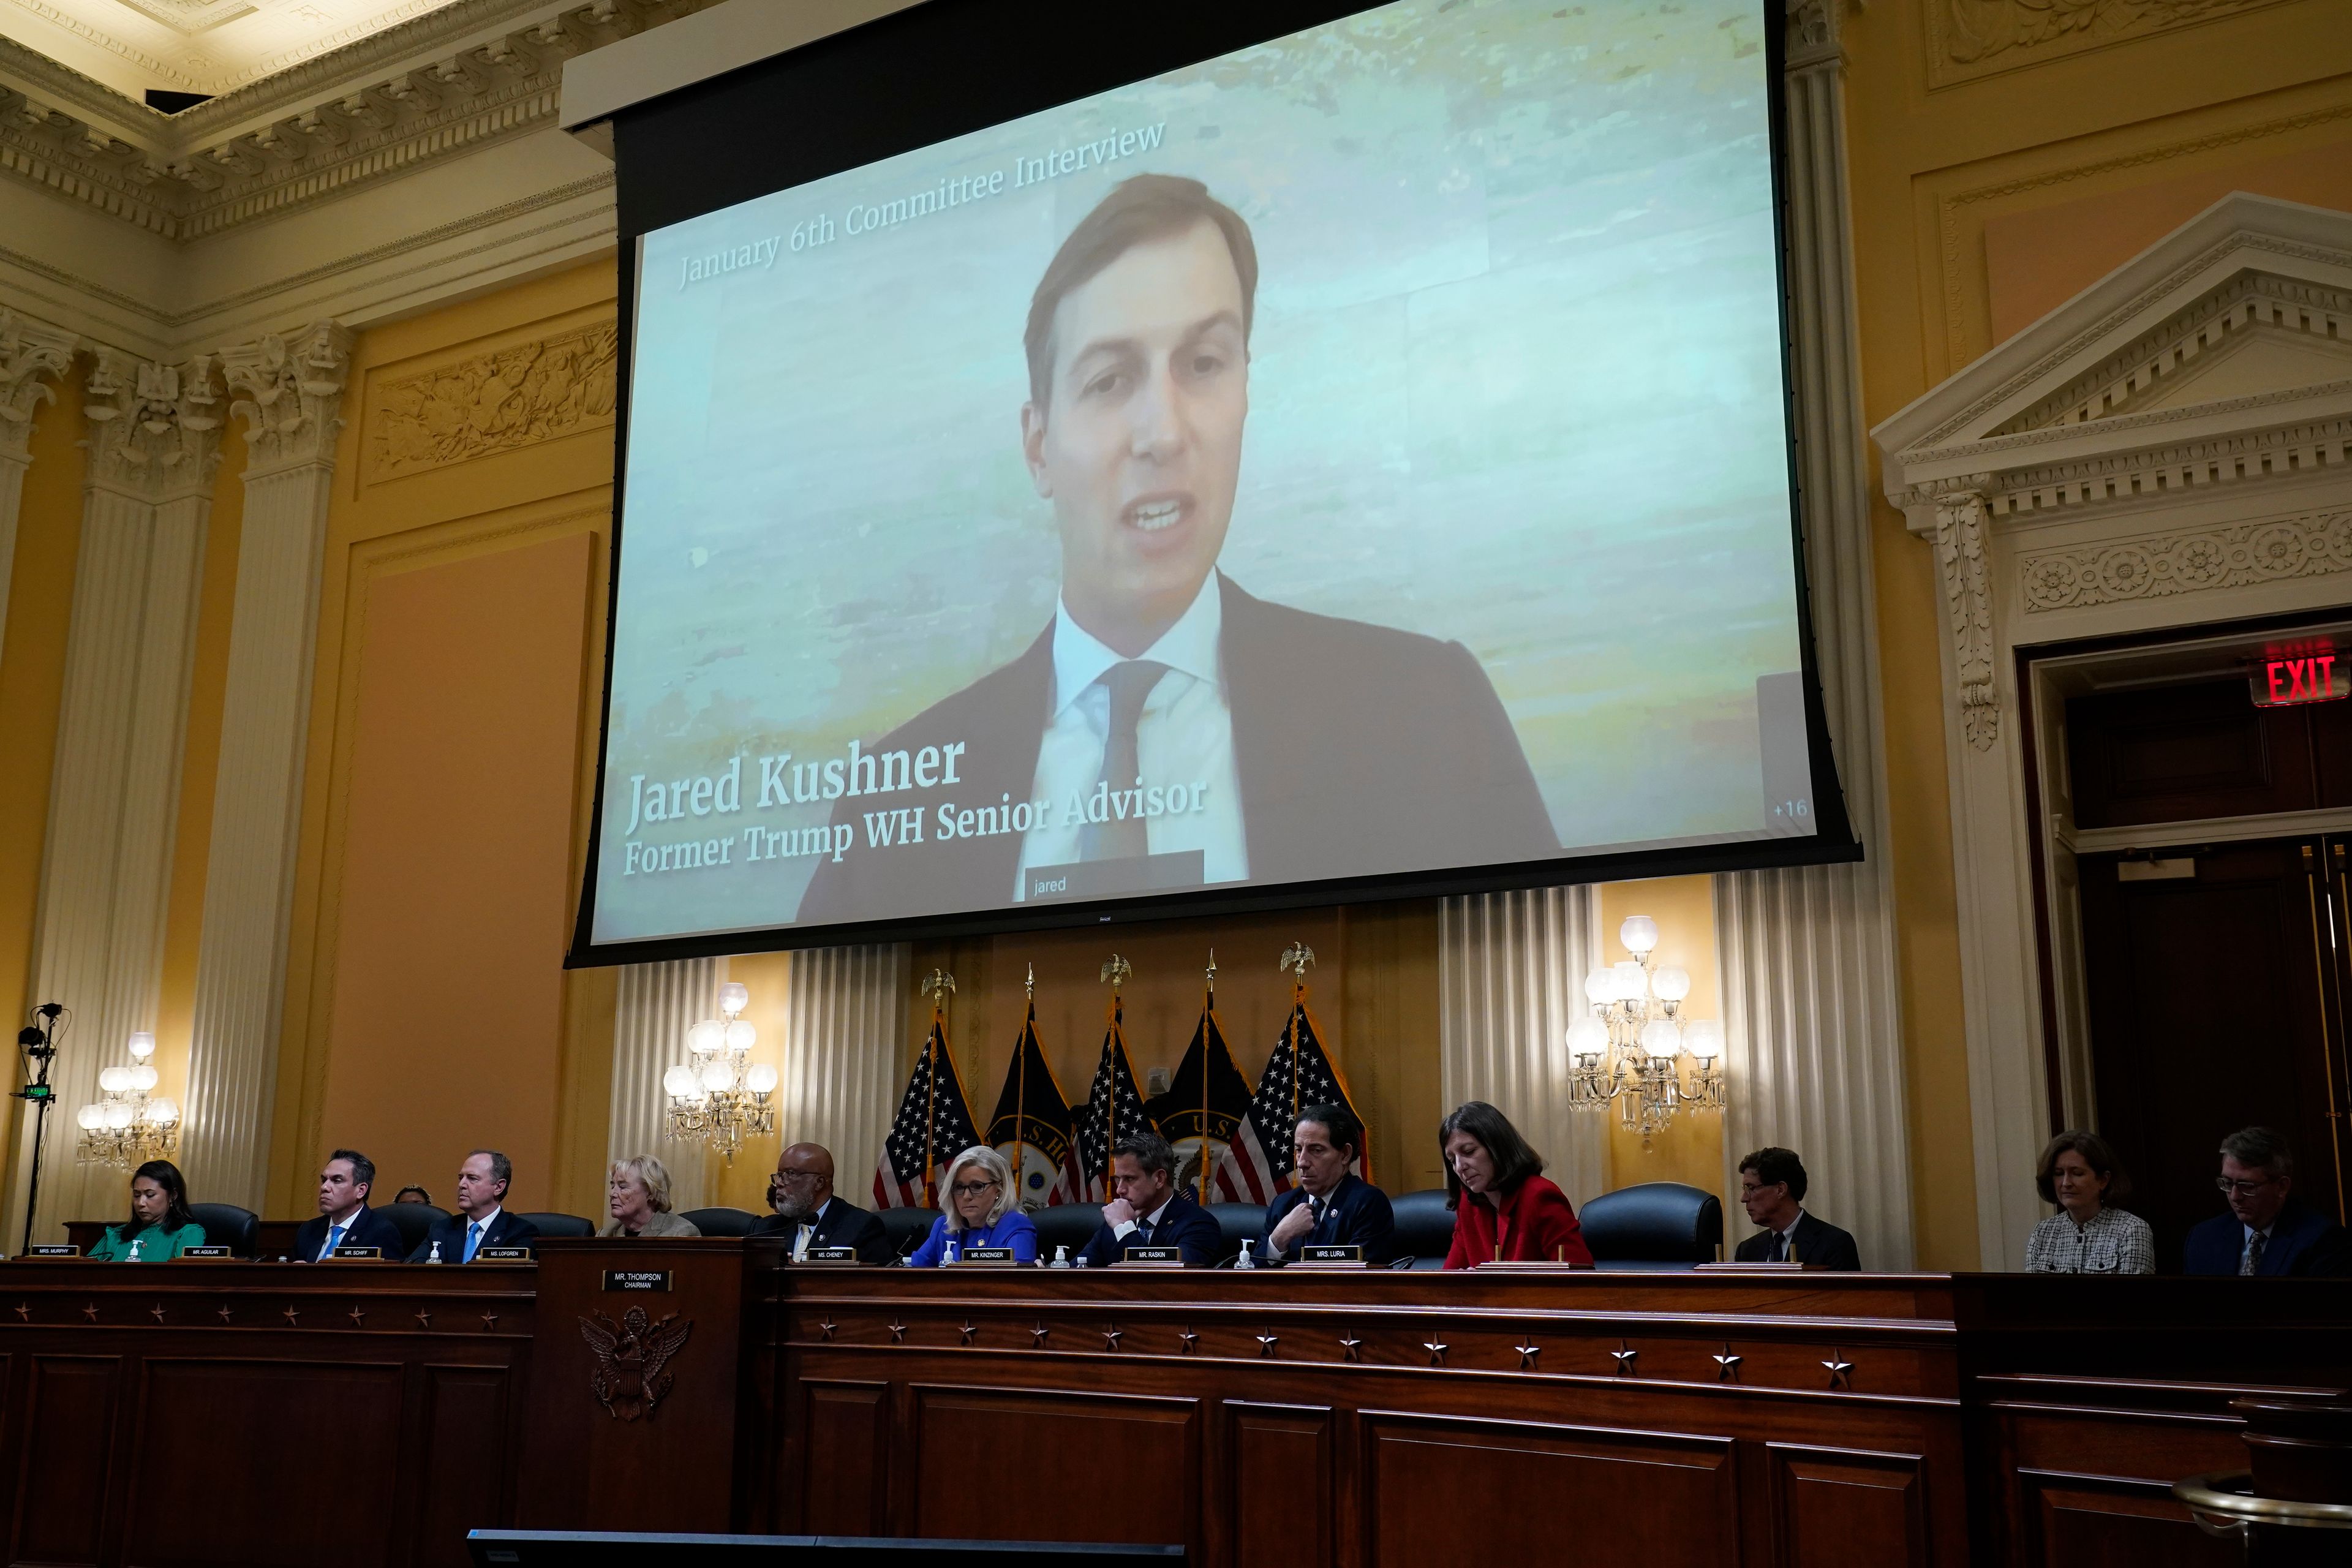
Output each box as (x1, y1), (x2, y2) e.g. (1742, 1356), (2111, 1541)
(1440, 1101), (1594, 1268)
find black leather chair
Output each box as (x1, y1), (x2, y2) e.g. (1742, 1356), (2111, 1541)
(379, 1202), (448, 1259)
(517, 1212), (595, 1240)
(1207, 1202), (1264, 1266)
(1578, 1181), (1722, 1270)
(680, 1207), (757, 1238)
(875, 1205), (938, 1260)
(188, 1201), (259, 1259)
(1031, 1202), (1102, 1263)
(1389, 1188), (1455, 1270)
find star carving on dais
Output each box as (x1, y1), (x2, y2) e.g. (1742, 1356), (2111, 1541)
(818, 1318), (836, 1341)
(1610, 1343), (1638, 1376)
(888, 1319), (907, 1344)
(1100, 1326), (1123, 1352)
(347, 1306), (367, 1328)
(1822, 1352), (1855, 1389)
(1516, 1341), (1540, 1371)
(81, 1303), (99, 1323)
(1255, 1332), (1280, 1359)
(959, 1321), (978, 1346)
(1713, 1346), (1743, 1382)
(1422, 1340), (1449, 1368)
(1177, 1328), (1199, 1355)
(282, 1305), (300, 1325)
(479, 1310), (499, 1331)
(149, 1303), (166, 1324)
(1340, 1334), (1364, 1363)
(1030, 1323), (1051, 1347)
(12, 1303), (29, 1322)
(216, 1305), (233, 1325)
(415, 1309), (432, 1330)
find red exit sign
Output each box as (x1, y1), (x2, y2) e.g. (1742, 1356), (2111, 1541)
(2252, 644), (2346, 708)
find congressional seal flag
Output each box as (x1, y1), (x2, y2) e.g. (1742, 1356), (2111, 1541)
(1074, 954), (1156, 1202)
(1226, 943), (1368, 1202)
(1145, 951), (1256, 1206)
(988, 969), (1083, 1212)
(875, 970), (982, 1210)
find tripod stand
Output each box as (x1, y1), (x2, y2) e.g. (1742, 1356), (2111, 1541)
(15, 1003), (66, 1257)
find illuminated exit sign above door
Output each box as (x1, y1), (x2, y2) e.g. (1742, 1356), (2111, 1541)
(2250, 644), (2346, 708)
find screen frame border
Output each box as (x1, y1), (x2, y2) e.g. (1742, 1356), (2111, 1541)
(566, 0), (1856, 968)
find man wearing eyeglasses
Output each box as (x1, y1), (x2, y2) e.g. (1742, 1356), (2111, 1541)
(749, 1142), (893, 1264)
(2183, 1127), (2348, 1277)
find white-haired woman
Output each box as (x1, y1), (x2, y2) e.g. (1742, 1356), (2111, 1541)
(907, 1145), (1037, 1265)
(601, 1155), (702, 1238)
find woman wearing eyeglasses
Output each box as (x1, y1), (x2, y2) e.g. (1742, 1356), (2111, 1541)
(906, 1145), (1037, 1266)
(2023, 1131), (2152, 1274)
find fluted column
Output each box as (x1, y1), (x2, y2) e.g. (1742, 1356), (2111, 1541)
(5, 350), (224, 1244)
(0, 311), (77, 670)
(1438, 888), (1606, 1205)
(1711, 0), (1914, 1270)
(779, 946), (910, 1203)
(179, 323), (355, 1211)
(608, 959), (725, 1211)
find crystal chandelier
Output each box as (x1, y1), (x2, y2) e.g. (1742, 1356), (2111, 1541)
(662, 982), (778, 1163)
(1566, 917), (1726, 1147)
(75, 1031), (179, 1167)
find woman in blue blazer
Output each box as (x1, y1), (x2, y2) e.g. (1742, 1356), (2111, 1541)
(908, 1146), (1038, 1265)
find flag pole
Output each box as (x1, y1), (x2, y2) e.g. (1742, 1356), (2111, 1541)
(1200, 950), (1216, 1206)
(1100, 954), (1131, 1198)
(1017, 964), (1033, 1211)
(1281, 943), (1314, 1188)
(919, 969), (956, 1209)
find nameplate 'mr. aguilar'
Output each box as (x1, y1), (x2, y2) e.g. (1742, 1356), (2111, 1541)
(602, 1269), (673, 1292)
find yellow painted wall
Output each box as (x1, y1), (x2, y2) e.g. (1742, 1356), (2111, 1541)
(1838, 0), (2352, 1266)
(265, 260), (621, 1221)
(1595, 876), (1724, 1202)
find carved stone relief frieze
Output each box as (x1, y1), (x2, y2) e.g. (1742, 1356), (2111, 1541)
(1932, 486), (1999, 750)
(362, 317), (616, 483)
(2020, 510), (2352, 611)
(1927, 0), (2291, 88)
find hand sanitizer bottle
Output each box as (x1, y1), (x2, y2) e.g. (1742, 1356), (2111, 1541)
(126, 1237), (143, 1263)
(1236, 1242), (1256, 1270)
(1049, 1245), (1069, 1269)
(944, 1237), (959, 1265)
(426, 1241), (442, 1264)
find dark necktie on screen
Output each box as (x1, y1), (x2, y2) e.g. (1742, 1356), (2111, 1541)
(1079, 660), (1168, 862)
(2242, 1231), (2266, 1276)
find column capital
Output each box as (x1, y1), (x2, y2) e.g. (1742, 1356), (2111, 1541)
(83, 348), (228, 500)
(1, 309), (77, 465)
(222, 321), (355, 478)
(1785, 0), (1846, 73)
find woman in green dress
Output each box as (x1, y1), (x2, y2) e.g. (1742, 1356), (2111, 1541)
(87, 1159), (205, 1261)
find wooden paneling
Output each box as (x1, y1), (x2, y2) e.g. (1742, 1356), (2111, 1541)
(1767, 1444), (1928, 1568)
(13, 1354), (118, 1567)
(418, 1365), (513, 1568)
(2019, 1472), (2237, 1568)
(1360, 1411), (1736, 1567)
(1228, 1401), (1331, 1568)
(799, 1381), (889, 1536)
(909, 1384), (1199, 1555)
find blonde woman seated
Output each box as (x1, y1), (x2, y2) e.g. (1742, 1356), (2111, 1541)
(907, 1146), (1038, 1266)
(601, 1155), (702, 1238)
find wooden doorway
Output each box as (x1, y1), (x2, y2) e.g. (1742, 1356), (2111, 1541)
(2077, 837), (2351, 1269)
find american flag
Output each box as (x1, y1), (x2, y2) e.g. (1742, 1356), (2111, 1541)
(874, 1017), (981, 1210)
(987, 1001), (1083, 1211)
(1073, 999), (1156, 1202)
(1226, 987), (1368, 1204)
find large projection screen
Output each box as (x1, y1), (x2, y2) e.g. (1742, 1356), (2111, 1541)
(573, 0), (1854, 963)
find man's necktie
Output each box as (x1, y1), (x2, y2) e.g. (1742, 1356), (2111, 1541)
(1768, 1231), (1787, 1263)
(1309, 1197), (1326, 1234)
(1134, 1218), (1153, 1246)
(1079, 660), (1168, 862)
(794, 1223), (813, 1262)
(323, 1223), (345, 1261)
(2242, 1231), (2266, 1276)
(464, 1221), (483, 1263)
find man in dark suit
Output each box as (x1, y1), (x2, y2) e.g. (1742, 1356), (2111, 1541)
(1257, 1103), (1393, 1265)
(405, 1150), (540, 1262)
(1079, 1133), (1223, 1267)
(1733, 1145), (1860, 1270)
(796, 175), (1553, 928)
(2184, 1127), (2349, 1276)
(290, 1149), (405, 1262)
(748, 1142), (892, 1264)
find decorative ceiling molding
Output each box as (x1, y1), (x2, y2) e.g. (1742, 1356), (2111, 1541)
(0, 0), (709, 240)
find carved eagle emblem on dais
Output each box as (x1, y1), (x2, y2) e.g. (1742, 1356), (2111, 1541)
(579, 1306), (693, 1421)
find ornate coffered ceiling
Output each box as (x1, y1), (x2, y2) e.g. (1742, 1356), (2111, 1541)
(1, 0), (479, 100)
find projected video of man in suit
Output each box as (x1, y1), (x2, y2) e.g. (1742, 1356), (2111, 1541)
(795, 176), (1553, 923)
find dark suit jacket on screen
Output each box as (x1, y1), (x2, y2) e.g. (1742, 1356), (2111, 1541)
(1734, 1210), (1860, 1271)
(404, 1208), (540, 1262)
(1258, 1172), (1395, 1264)
(747, 1196), (894, 1264)
(797, 574), (1554, 925)
(290, 1204), (404, 1262)
(2182, 1200), (2350, 1277)
(1077, 1189), (1224, 1268)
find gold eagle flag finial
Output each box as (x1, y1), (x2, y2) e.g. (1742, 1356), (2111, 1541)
(1281, 942), (1315, 997)
(1099, 953), (1131, 991)
(921, 969), (956, 1009)
(1025, 962), (1035, 1000)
